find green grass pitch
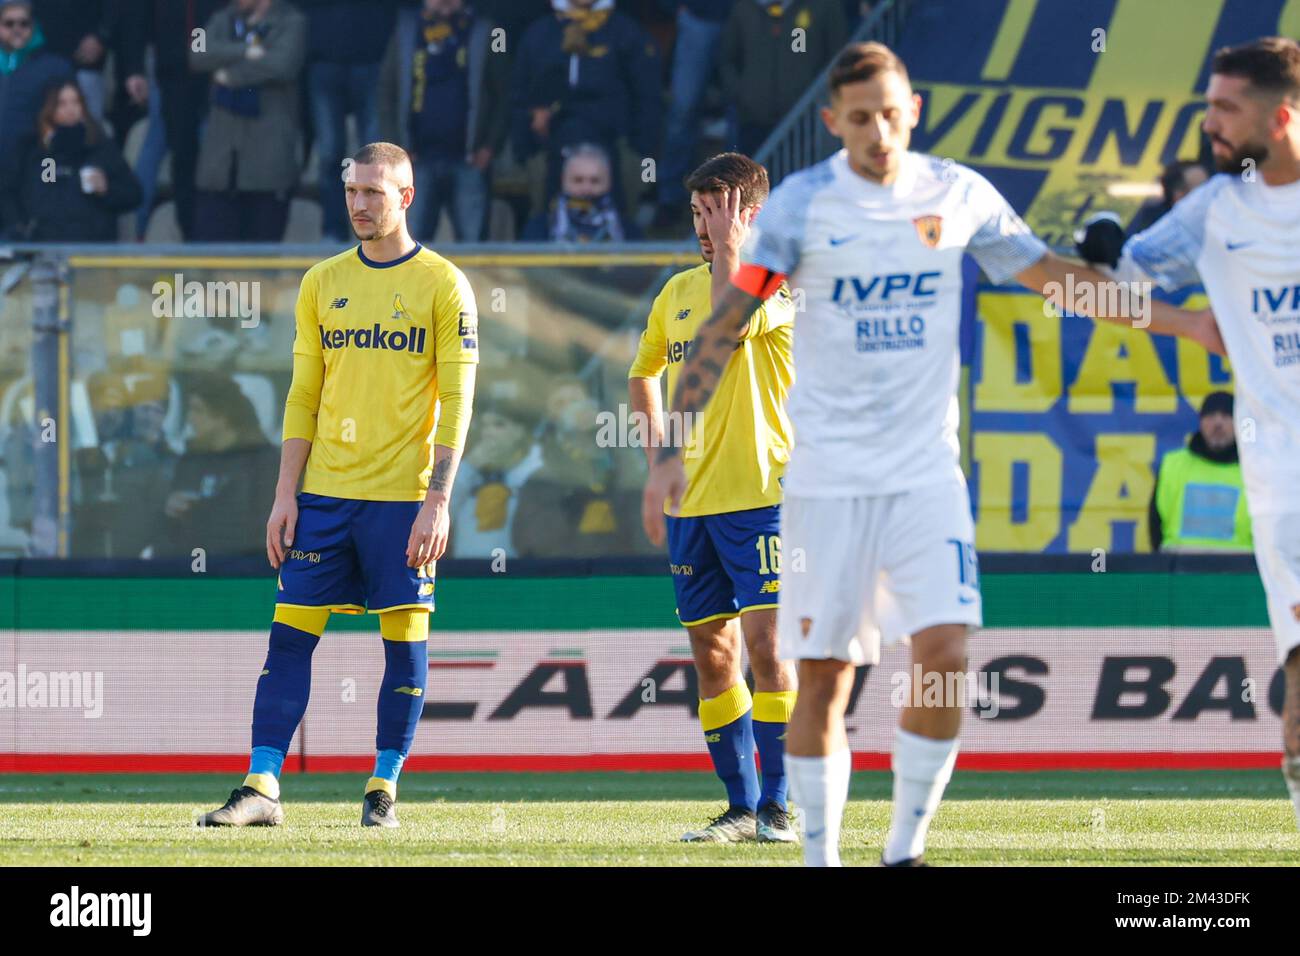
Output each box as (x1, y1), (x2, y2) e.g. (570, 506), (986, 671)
(2, 771), (1297, 866)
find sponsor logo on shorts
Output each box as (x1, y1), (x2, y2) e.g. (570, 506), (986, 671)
(759, 580), (780, 594)
(394, 686), (423, 697)
(670, 563), (693, 576)
(285, 549), (321, 564)
(704, 732), (721, 743)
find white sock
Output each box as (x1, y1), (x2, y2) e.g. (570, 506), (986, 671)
(883, 728), (959, 864)
(786, 749), (851, 867)
(1284, 756), (1300, 829)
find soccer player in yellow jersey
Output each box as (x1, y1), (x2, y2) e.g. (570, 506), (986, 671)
(200, 142), (478, 829)
(630, 154), (798, 842)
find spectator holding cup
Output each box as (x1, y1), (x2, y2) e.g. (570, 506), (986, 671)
(1, 78), (140, 240)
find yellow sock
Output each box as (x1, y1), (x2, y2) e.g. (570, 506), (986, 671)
(243, 772), (280, 800)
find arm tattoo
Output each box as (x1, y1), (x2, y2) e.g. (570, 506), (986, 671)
(657, 284), (762, 462)
(429, 456), (453, 494)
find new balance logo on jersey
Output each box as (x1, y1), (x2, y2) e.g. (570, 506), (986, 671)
(329, 297), (349, 309)
(319, 324), (428, 353)
(675, 308), (692, 321)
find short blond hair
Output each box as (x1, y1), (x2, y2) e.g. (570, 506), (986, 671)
(352, 142), (413, 181)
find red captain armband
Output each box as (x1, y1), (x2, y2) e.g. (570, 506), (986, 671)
(732, 263), (787, 300)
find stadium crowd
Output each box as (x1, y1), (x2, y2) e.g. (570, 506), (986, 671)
(0, 0), (875, 244)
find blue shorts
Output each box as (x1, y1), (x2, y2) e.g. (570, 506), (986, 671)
(276, 493), (435, 614)
(665, 505), (781, 626)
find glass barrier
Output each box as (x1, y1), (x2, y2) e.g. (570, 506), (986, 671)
(51, 246), (694, 562)
(0, 260), (35, 557)
(0, 245), (1228, 562)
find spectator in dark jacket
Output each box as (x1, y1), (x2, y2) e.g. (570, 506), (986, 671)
(160, 374), (278, 559)
(2, 79), (141, 240)
(138, 0), (224, 239)
(0, 1), (72, 187)
(31, 0), (112, 122)
(652, 0), (733, 229)
(188, 0), (307, 241)
(721, 0), (846, 155)
(297, 0), (397, 241)
(512, 0), (662, 207)
(474, 0), (551, 39)
(379, 0), (509, 242)
(522, 141), (639, 240)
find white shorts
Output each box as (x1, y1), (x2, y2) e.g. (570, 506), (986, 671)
(777, 480), (982, 665)
(1252, 512), (1300, 664)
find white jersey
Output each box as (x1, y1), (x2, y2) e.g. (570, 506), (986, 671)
(1123, 173), (1300, 519)
(744, 150), (1046, 497)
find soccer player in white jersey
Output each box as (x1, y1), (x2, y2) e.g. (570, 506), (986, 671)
(644, 40), (1222, 866)
(1078, 38), (1300, 828)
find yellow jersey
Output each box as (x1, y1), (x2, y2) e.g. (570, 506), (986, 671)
(629, 263), (794, 517)
(283, 243), (479, 501)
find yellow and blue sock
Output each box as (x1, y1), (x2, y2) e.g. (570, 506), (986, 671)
(698, 682), (759, 812)
(245, 606), (329, 800)
(753, 690), (797, 809)
(367, 609), (429, 798)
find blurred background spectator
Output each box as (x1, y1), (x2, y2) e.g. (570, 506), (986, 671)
(2, 79), (142, 241)
(72, 369), (175, 557)
(188, 0), (306, 241)
(522, 142), (639, 241)
(380, 0), (508, 242)
(1150, 391), (1251, 554)
(159, 373), (278, 558)
(721, 0), (847, 155)
(136, 0), (223, 240)
(651, 0), (733, 231)
(0, 0), (72, 200)
(1127, 159), (1210, 238)
(300, 0), (397, 242)
(30, 0), (113, 123)
(451, 401), (543, 558)
(512, 0), (662, 219)
(513, 380), (650, 557)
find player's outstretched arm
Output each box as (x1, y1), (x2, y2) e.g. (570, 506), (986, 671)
(641, 280), (766, 545)
(1015, 251), (1226, 356)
